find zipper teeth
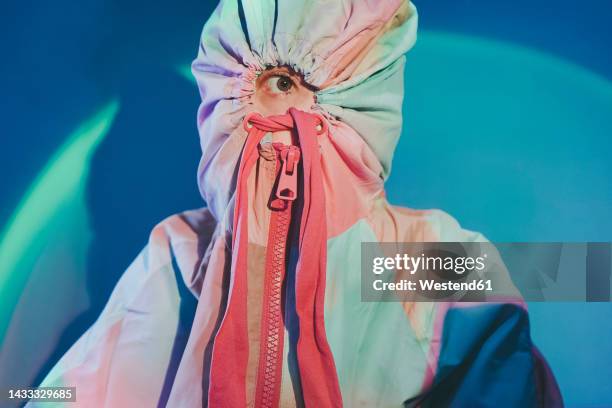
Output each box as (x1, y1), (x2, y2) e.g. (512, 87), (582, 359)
(256, 145), (296, 408)
(260, 207), (291, 407)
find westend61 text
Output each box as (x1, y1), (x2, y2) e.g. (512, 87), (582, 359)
(372, 279), (493, 292)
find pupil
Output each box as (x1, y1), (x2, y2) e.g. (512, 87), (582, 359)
(277, 77), (292, 92)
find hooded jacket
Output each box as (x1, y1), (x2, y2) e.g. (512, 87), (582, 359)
(33, 1), (562, 407)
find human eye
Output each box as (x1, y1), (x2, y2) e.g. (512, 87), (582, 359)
(265, 74), (295, 94)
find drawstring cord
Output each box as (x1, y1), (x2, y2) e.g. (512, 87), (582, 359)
(207, 108), (342, 408)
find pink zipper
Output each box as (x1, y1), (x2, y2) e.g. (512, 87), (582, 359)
(255, 143), (301, 407)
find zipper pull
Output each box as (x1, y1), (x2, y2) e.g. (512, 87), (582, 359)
(276, 145), (301, 201)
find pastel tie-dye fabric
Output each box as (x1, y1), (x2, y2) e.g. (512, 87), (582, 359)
(32, 0), (562, 407)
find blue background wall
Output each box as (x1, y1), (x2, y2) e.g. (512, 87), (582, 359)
(1, 1), (610, 406)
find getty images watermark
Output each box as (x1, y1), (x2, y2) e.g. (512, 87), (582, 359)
(361, 242), (612, 302)
(372, 251), (491, 292)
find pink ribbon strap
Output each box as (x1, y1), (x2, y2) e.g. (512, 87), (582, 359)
(208, 109), (342, 407)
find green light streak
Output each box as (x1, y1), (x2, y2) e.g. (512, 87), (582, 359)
(0, 100), (120, 340)
(176, 63), (196, 84)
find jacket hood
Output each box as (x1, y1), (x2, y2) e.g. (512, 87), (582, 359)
(193, 0), (418, 220)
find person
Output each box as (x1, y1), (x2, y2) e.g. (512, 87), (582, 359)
(33, 0), (562, 406)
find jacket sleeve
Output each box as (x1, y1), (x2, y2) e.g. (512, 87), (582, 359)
(405, 303), (563, 408)
(29, 226), (183, 408)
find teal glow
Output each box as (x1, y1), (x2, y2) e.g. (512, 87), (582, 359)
(391, 30), (612, 241)
(177, 63), (195, 83)
(388, 30), (612, 406)
(0, 100), (120, 340)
